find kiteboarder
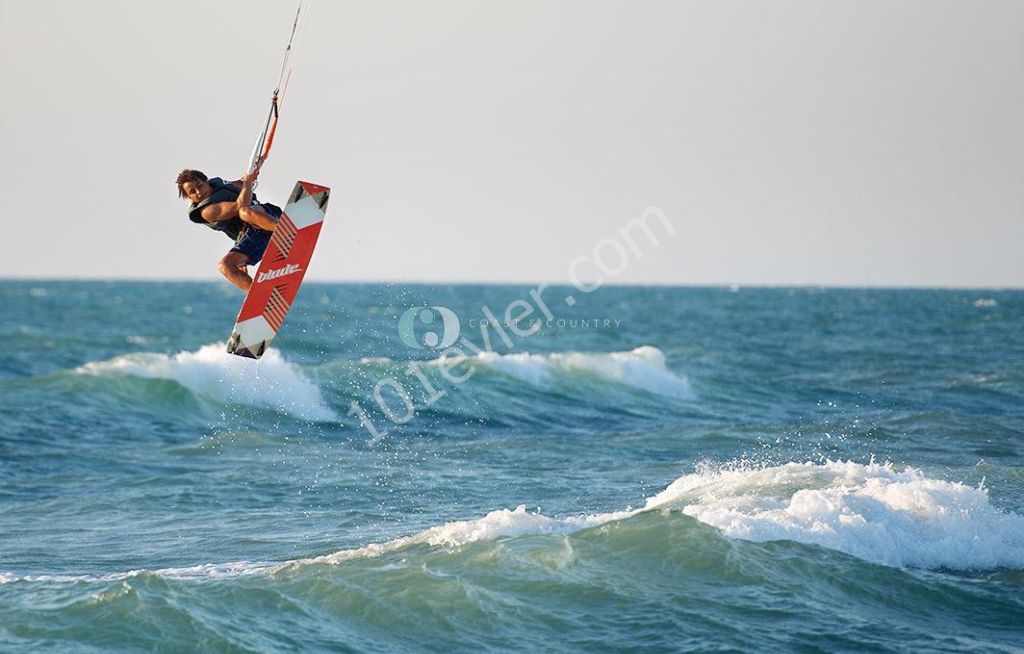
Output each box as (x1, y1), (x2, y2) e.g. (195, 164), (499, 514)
(176, 158), (282, 291)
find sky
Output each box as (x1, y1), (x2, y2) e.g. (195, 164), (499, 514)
(1, 0), (1021, 287)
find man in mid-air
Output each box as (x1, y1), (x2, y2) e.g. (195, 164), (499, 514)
(176, 161), (282, 291)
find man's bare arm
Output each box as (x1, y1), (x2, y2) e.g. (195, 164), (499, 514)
(199, 201), (241, 223)
(235, 161), (260, 212)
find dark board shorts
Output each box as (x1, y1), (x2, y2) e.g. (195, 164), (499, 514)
(229, 203), (283, 265)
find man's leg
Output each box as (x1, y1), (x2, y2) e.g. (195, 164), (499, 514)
(238, 205), (279, 232)
(218, 251), (253, 291)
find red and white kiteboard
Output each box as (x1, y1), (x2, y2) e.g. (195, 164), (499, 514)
(227, 180), (330, 359)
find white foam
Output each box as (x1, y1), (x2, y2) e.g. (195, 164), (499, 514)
(0, 507), (630, 585)
(335, 461), (1022, 572)
(0, 561), (276, 585)
(303, 504), (635, 568)
(436, 345), (693, 399)
(358, 356), (393, 364)
(77, 343), (336, 421)
(5, 461), (1020, 585)
(646, 460), (1024, 570)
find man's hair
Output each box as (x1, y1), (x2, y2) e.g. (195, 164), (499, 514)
(176, 169), (208, 198)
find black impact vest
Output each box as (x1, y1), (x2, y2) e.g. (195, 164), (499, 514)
(187, 177), (257, 241)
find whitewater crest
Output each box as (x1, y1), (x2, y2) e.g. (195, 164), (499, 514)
(5, 461), (1022, 586)
(297, 504), (636, 569)
(431, 345), (693, 399)
(648, 460), (1024, 570)
(76, 343), (336, 421)
(287, 460), (1024, 572)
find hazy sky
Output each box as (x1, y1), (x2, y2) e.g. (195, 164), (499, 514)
(1, 0), (1021, 287)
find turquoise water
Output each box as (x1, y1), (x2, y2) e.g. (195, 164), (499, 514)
(1, 281), (1023, 652)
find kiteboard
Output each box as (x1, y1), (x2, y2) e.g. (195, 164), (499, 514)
(226, 181), (330, 359)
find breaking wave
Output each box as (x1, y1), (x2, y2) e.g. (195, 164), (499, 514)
(302, 459), (1024, 571)
(651, 460), (1024, 569)
(5, 461), (1021, 586)
(76, 343), (336, 421)
(429, 345), (693, 399)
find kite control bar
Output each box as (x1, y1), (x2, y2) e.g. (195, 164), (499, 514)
(247, 92), (280, 181)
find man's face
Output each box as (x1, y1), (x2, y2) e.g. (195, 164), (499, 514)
(182, 179), (212, 204)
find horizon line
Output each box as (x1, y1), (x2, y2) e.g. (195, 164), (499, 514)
(0, 276), (1021, 292)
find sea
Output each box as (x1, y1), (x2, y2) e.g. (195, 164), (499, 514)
(1, 280), (1022, 653)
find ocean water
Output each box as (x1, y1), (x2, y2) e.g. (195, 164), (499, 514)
(1, 281), (1023, 653)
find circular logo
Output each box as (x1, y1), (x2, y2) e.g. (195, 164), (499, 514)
(398, 306), (460, 349)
